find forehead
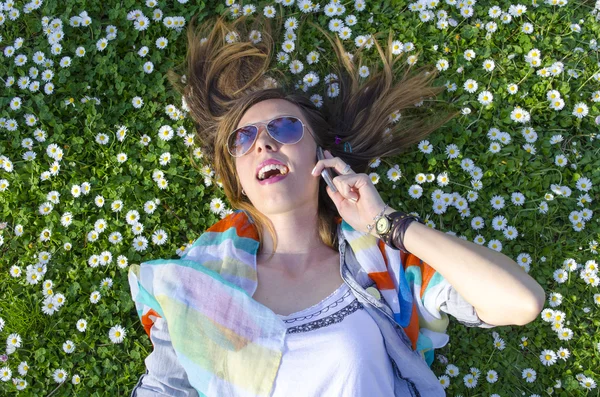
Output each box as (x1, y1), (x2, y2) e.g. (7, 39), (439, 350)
(237, 99), (303, 128)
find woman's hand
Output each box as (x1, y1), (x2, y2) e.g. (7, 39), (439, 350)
(311, 149), (388, 235)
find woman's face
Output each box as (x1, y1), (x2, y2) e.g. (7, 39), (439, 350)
(234, 99), (320, 213)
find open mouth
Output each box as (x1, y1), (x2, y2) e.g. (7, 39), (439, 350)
(256, 165), (289, 181)
(256, 165), (290, 185)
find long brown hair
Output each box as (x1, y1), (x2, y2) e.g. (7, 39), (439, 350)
(167, 12), (459, 261)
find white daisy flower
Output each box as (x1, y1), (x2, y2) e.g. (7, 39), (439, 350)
(53, 368), (68, 383)
(109, 325), (127, 344)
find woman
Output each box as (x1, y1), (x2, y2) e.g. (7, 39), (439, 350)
(129, 12), (545, 397)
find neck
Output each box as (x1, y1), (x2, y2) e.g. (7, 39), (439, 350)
(255, 206), (337, 275)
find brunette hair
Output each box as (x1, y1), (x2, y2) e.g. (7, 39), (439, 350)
(166, 12), (459, 261)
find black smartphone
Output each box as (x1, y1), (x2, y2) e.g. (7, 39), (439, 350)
(316, 146), (338, 193)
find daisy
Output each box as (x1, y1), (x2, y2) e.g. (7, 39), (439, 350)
(483, 59), (495, 72)
(549, 97), (565, 111)
(557, 347), (570, 360)
(503, 226), (518, 240)
(490, 195), (505, 210)
(463, 374), (477, 388)
(548, 292), (563, 307)
(155, 37), (168, 49)
(463, 79), (478, 93)
(17, 362), (29, 376)
(76, 319), (87, 332)
(511, 192), (525, 205)
(133, 15), (150, 31)
(580, 377), (596, 390)
(507, 83), (519, 94)
(575, 177), (592, 191)
(96, 38), (108, 51)
(109, 325), (127, 344)
(572, 102), (589, 118)
(0, 367), (12, 382)
(478, 90), (493, 105)
(53, 368), (68, 383)
(408, 185), (423, 199)
(557, 327), (574, 341)
(522, 368), (536, 383)
(553, 268), (568, 283)
(152, 229), (168, 245)
(555, 154), (567, 167)
(446, 364), (460, 377)
(493, 337), (506, 350)
(540, 349), (557, 366)
(486, 370), (498, 383)
(387, 167), (401, 182)
(63, 340), (76, 354)
(133, 236), (149, 251)
(436, 59), (449, 71)
(143, 61), (154, 73)
(368, 172), (380, 184)
(438, 375), (450, 389)
(510, 106), (530, 123)
(90, 291), (101, 304)
(7, 333), (22, 348)
(436, 172), (449, 186)
(132, 96), (143, 108)
(445, 144), (460, 158)
(418, 140), (433, 154)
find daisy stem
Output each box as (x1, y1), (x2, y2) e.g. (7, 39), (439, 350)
(448, 181), (473, 189)
(517, 70), (532, 86)
(575, 68), (600, 92)
(46, 382), (64, 397)
(485, 348), (495, 365)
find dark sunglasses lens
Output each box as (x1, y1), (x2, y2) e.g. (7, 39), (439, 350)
(229, 126), (257, 156)
(228, 117), (304, 156)
(268, 117), (303, 143)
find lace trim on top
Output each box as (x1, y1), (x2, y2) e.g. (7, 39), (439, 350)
(276, 282), (348, 320)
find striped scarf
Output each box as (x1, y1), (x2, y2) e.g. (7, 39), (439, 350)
(128, 209), (451, 397)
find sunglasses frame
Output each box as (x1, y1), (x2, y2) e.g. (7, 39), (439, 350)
(227, 115), (315, 158)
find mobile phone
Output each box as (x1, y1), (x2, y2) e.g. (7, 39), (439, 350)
(316, 146), (338, 193)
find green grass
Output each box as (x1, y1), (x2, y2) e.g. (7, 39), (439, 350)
(0, 0), (599, 395)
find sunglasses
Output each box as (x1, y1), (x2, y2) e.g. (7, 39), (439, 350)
(227, 115), (312, 157)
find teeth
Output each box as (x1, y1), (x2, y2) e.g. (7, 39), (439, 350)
(258, 164), (289, 180)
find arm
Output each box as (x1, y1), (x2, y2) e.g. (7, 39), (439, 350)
(131, 316), (199, 397)
(371, 207), (546, 327)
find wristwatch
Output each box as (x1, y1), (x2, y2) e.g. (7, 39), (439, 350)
(375, 211), (425, 251)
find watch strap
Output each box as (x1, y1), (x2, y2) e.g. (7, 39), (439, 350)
(380, 211), (425, 252)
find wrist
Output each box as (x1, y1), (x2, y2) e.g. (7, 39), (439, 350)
(368, 207), (396, 238)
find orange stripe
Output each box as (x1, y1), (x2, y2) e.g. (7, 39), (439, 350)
(377, 240), (389, 270)
(206, 211), (259, 240)
(402, 302), (420, 350)
(403, 253), (437, 299)
(369, 271), (396, 290)
(141, 308), (162, 345)
(420, 261), (437, 298)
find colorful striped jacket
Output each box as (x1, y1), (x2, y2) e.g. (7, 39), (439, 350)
(128, 209), (493, 397)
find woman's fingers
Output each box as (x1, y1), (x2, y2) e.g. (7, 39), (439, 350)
(312, 149), (355, 176)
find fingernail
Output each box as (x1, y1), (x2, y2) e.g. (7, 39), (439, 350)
(311, 166), (317, 175)
(350, 197), (358, 202)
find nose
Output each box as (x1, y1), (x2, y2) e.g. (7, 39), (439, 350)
(252, 123), (278, 152)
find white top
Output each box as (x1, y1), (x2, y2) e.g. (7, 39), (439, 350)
(270, 282), (396, 396)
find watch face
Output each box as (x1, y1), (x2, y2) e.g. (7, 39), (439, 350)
(376, 217), (388, 233)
